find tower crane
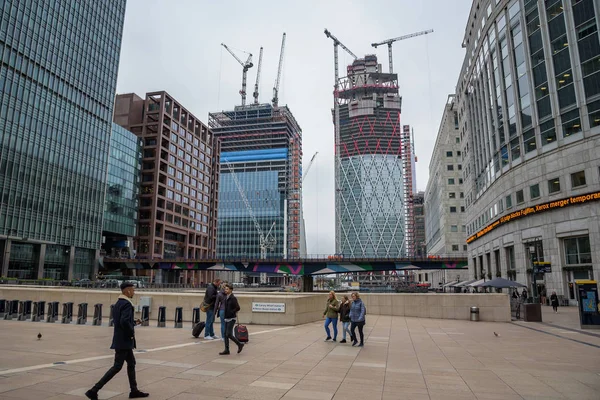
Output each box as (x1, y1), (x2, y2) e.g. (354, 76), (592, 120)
(371, 29), (433, 73)
(221, 43), (253, 106)
(222, 156), (276, 259)
(252, 46), (263, 105)
(272, 33), (286, 107)
(324, 28), (357, 253)
(302, 152), (318, 183)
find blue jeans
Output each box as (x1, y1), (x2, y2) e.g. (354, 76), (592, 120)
(219, 309), (225, 339)
(324, 317), (338, 339)
(342, 321), (351, 340)
(205, 309), (215, 337)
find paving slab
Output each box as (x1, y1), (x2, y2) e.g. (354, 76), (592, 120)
(1, 314), (600, 399)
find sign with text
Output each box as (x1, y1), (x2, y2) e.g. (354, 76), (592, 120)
(252, 302), (286, 313)
(534, 262), (551, 274)
(467, 190), (600, 244)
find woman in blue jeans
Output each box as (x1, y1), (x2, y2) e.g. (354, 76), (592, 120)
(338, 295), (352, 343)
(323, 291), (340, 341)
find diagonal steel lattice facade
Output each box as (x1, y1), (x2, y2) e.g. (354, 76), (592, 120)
(334, 55), (412, 257)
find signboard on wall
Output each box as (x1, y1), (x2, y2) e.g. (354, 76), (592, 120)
(252, 302), (286, 313)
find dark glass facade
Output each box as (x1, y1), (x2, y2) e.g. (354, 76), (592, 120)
(0, 1), (126, 279)
(103, 123), (141, 239)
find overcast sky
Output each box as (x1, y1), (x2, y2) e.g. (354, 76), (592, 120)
(116, 0), (472, 256)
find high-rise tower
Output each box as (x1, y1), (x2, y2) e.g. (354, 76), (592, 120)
(0, 1), (126, 280)
(334, 55), (410, 257)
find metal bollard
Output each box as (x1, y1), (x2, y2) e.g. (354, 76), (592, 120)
(141, 305), (149, 327)
(109, 304), (114, 327)
(92, 303), (103, 326)
(157, 306), (166, 327)
(0, 299), (6, 319)
(32, 301), (43, 322)
(192, 307), (200, 325)
(77, 303), (88, 325)
(37, 301), (46, 322)
(18, 300), (32, 321)
(24, 300), (32, 320)
(62, 302), (73, 324)
(46, 303), (55, 323)
(17, 301), (26, 321)
(5, 300), (19, 320)
(174, 307), (183, 328)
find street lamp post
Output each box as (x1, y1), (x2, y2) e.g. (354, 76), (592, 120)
(529, 245), (537, 303)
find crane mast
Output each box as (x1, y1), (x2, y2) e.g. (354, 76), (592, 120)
(302, 152), (318, 183)
(272, 33), (286, 107)
(371, 29), (433, 73)
(253, 47), (263, 105)
(324, 28), (357, 254)
(221, 43), (254, 106)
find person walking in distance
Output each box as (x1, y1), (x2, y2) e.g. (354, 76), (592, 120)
(85, 283), (148, 399)
(550, 291), (559, 313)
(338, 295), (352, 343)
(202, 278), (221, 340)
(219, 283), (244, 355)
(349, 292), (366, 347)
(323, 291), (340, 342)
(214, 281), (227, 341)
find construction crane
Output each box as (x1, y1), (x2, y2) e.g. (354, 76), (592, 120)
(324, 29), (357, 253)
(272, 33), (286, 107)
(302, 152), (318, 183)
(222, 156), (276, 259)
(252, 47), (263, 105)
(221, 43), (253, 106)
(371, 29), (433, 73)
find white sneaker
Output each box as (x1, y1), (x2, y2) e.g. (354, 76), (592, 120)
(220, 338), (224, 341)
(212, 336), (220, 340)
(204, 336), (214, 340)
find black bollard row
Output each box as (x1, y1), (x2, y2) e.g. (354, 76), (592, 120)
(77, 303), (88, 325)
(108, 304), (114, 327)
(174, 307), (183, 328)
(157, 306), (166, 328)
(141, 305), (149, 327)
(92, 303), (102, 326)
(192, 307), (200, 325)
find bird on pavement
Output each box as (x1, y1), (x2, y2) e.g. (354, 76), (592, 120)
(37, 332), (42, 340)
(493, 332), (499, 337)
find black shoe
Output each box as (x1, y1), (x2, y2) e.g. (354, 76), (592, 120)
(237, 343), (244, 353)
(358, 343), (364, 347)
(219, 350), (230, 355)
(340, 339), (347, 343)
(324, 336), (331, 341)
(129, 390), (149, 398)
(85, 390), (98, 400)
(352, 340), (358, 347)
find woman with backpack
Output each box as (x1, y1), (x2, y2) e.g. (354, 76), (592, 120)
(349, 292), (366, 347)
(338, 295), (352, 343)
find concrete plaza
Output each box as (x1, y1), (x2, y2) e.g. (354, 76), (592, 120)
(0, 314), (599, 400)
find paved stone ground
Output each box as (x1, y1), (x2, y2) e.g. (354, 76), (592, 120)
(0, 315), (599, 400)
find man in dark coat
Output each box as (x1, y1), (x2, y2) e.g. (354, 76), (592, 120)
(202, 278), (221, 340)
(219, 283), (244, 355)
(86, 282), (148, 399)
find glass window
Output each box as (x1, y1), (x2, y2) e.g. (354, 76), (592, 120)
(548, 177), (560, 193)
(540, 119), (557, 144)
(522, 128), (536, 152)
(530, 183), (540, 199)
(446, 151), (453, 157)
(510, 136), (521, 160)
(588, 99), (600, 127)
(447, 165), (454, 171)
(564, 236), (592, 265)
(451, 225), (458, 232)
(571, 170), (586, 187)
(449, 192), (456, 198)
(516, 189), (525, 203)
(448, 178), (455, 185)
(450, 207), (457, 213)
(561, 109), (582, 137)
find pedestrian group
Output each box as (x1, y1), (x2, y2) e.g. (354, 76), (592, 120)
(323, 290), (367, 347)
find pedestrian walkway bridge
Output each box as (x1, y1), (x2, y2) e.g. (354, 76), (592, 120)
(101, 257), (468, 276)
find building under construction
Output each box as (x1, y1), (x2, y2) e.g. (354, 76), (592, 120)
(209, 105), (302, 259)
(334, 54), (414, 257)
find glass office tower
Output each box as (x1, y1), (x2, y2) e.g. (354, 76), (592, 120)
(0, 1), (127, 279)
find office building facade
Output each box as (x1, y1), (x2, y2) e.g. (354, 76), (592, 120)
(114, 92), (220, 265)
(425, 95), (468, 257)
(102, 123), (141, 258)
(459, 0), (600, 302)
(0, 1), (126, 280)
(335, 55), (410, 258)
(209, 104), (302, 260)
(413, 191), (426, 258)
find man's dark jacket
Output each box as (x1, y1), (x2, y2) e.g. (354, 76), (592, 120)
(224, 294), (241, 319)
(111, 297), (136, 350)
(203, 283), (219, 307)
